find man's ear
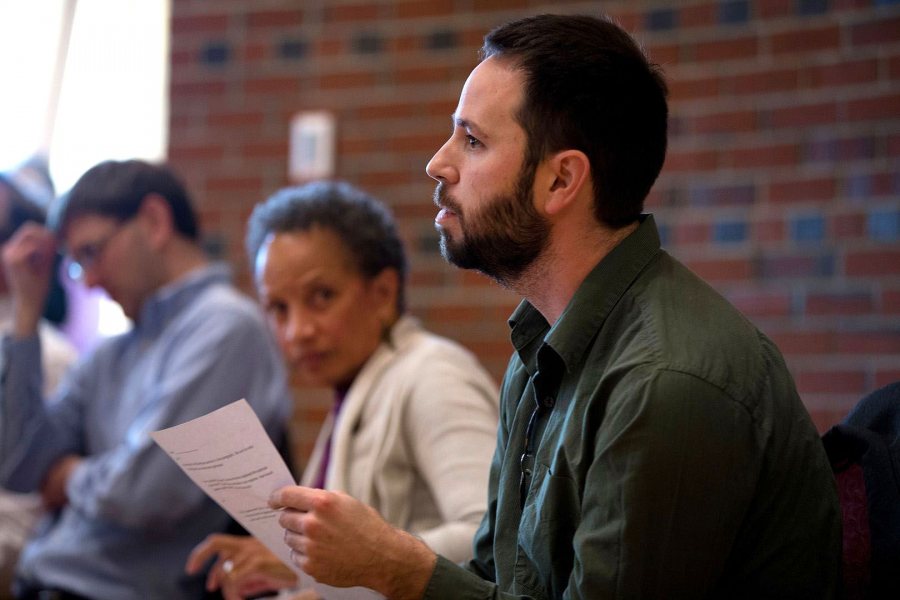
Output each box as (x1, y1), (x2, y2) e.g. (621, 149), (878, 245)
(136, 193), (175, 249)
(538, 149), (591, 217)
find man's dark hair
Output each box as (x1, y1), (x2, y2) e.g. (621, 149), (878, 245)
(481, 14), (669, 228)
(246, 180), (408, 313)
(51, 159), (199, 240)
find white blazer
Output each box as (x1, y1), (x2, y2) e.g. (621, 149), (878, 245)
(301, 316), (499, 563)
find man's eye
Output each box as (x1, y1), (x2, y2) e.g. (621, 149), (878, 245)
(465, 135), (482, 149)
(74, 243), (99, 264)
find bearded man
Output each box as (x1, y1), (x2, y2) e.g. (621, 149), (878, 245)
(269, 14), (841, 600)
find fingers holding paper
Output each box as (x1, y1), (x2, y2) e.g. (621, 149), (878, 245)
(269, 485), (437, 598)
(271, 487), (385, 584)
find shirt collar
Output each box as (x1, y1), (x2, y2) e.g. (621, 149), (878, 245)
(136, 263), (232, 334)
(509, 214), (661, 375)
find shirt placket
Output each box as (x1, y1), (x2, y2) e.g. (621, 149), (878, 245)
(518, 348), (562, 509)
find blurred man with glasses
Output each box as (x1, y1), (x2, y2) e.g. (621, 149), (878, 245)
(0, 159), (291, 600)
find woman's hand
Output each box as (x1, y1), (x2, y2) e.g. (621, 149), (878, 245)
(185, 533), (298, 600)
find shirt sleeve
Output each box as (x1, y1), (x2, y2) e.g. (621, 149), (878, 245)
(404, 349), (499, 563)
(63, 307), (290, 531)
(0, 333), (84, 490)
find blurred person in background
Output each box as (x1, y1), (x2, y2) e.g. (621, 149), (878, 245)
(185, 181), (499, 599)
(0, 159), (292, 600)
(0, 155), (78, 599)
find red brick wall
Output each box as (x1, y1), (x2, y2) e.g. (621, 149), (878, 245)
(168, 0), (900, 464)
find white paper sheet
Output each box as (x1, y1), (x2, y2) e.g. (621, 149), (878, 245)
(151, 399), (382, 599)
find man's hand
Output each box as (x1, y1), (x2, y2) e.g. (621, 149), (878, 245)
(185, 533), (298, 600)
(269, 486), (437, 600)
(1, 223), (57, 338)
(40, 454), (82, 510)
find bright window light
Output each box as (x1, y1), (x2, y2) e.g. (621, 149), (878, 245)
(0, 3), (63, 168)
(51, 0), (170, 192)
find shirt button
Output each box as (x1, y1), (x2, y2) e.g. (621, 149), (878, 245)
(542, 396), (555, 408)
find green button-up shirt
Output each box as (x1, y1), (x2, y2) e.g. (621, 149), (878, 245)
(424, 215), (840, 599)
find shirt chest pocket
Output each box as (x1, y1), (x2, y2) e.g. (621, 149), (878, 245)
(516, 462), (581, 598)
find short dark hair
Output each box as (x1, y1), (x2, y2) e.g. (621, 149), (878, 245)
(246, 181), (408, 313)
(51, 159), (199, 240)
(482, 14), (669, 227)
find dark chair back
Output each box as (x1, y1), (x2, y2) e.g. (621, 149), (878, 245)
(822, 382), (900, 600)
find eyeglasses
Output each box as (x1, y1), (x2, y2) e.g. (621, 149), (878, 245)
(65, 221), (131, 281)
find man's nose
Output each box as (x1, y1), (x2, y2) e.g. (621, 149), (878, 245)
(426, 138), (458, 184)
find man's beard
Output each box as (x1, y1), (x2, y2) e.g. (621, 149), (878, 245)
(433, 164), (550, 286)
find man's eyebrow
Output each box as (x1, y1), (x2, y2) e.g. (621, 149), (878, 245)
(451, 115), (487, 138)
